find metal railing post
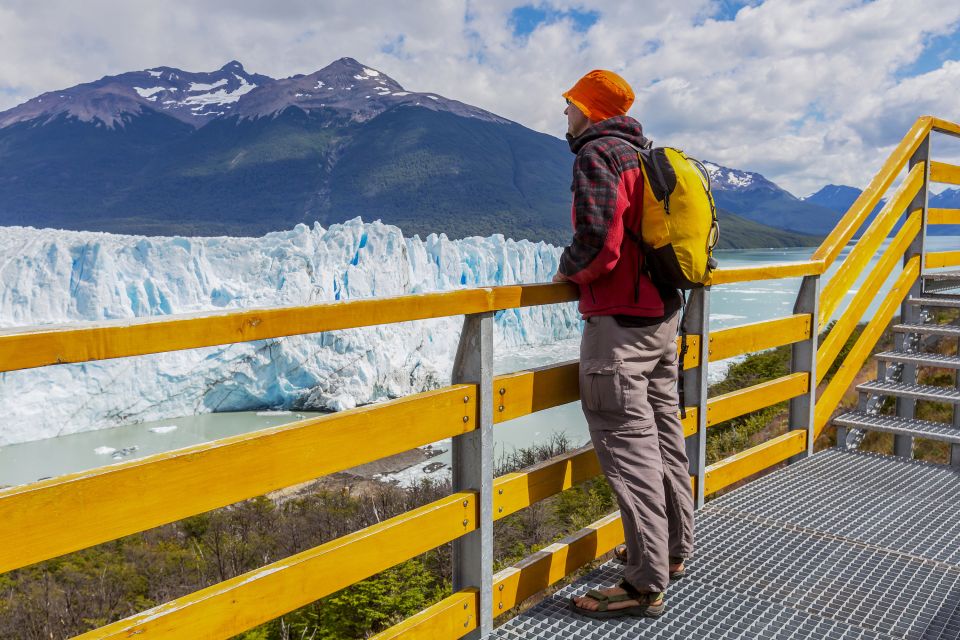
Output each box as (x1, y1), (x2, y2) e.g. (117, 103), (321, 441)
(683, 287), (710, 509)
(895, 134), (931, 458)
(451, 311), (494, 638)
(789, 275), (820, 460)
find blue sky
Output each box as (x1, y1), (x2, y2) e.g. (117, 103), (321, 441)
(0, 0), (958, 195)
(509, 5), (599, 37)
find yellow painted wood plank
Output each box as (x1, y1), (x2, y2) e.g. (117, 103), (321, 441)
(819, 164), (924, 325)
(926, 251), (960, 269)
(931, 117), (960, 138)
(931, 161), (960, 186)
(681, 407), (699, 438)
(703, 430), (806, 495)
(493, 340), (699, 424)
(815, 257), (920, 438)
(928, 208), (960, 226)
(812, 117), (931, 269)
(370, 589), (478, 640)
(492, 512), (623, 614)
(708, 261), (823, 285)
(493, 447), (601, 520)
(706, 372), (809, 427)
(491, 282), (578, 308)
(74, 492), (478, 640)
(0, 283), (583, 375)
(709, 315), (811, 362)
(0, 288), (499, 373)
(816, 212), (919, 384)
(0, 385), (476, 574)
(681, 334), (701, 370)
(493, 361), (580, 424)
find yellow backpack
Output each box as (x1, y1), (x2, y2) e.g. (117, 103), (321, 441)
(620, 142), (720, 289)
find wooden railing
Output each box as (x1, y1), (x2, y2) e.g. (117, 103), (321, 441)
(0, 116), (958, 639)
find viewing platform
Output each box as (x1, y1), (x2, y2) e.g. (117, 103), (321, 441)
(495, 449), (960, 639)
(0, 115), (959, 639)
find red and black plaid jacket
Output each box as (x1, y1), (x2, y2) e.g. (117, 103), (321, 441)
(558, 116), (667, 318)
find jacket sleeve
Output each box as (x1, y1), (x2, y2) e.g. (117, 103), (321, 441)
(558, 149), (629, 285)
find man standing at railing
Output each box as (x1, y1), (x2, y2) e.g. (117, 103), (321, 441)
(553, 69), (694, 619)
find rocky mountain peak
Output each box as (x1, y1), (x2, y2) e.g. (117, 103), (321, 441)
(0, 62), (273, 129)
(231, 57), (508, 125)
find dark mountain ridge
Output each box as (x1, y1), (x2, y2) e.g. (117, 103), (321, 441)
(0, 58), (823, 248)
(804, 184), (959, 236)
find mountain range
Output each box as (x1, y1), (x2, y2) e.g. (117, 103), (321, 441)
(803, 184), (960, 236)
(1, 57), (946, 248)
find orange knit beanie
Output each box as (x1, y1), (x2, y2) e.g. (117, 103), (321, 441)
(562, 70), (634, 122)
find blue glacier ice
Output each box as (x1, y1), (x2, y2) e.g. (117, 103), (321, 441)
(0, 218), (580, 445)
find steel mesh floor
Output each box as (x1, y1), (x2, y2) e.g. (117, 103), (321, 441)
(493, 449), (960, 639)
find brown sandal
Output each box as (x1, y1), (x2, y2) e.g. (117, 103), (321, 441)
(569, 579), (665, 619)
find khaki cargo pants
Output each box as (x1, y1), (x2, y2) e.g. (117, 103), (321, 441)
(579, 312), (695, 592)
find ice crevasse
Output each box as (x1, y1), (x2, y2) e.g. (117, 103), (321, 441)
(0, 218), (581, 445)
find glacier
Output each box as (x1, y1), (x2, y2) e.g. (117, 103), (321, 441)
(0, 218), (581, 445)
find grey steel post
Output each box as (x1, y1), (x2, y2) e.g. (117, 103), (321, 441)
(895, 134), (930, 458)
(451, 311), (494, 638)
(683, 287), (710, 509)
(788, 275), (820, 461)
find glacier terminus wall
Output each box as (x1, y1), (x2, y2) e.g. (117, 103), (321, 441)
(0, 218), (581, 445)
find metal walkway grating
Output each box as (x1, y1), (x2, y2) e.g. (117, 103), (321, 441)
(892, 323), (960, 338)
(493, 449), (960, 639)
(874, 351), (960, 370)
(907, 296), (960, 309)
(923, 271), (960, 294)
(833, 411), (960, 444)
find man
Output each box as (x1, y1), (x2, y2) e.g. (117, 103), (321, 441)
(554, 69), (694, 619)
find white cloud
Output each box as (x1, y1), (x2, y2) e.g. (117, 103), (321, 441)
(0, 0), (958, 195)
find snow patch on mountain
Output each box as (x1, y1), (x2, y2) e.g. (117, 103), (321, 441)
(703, 162), (757, 190)
(188, 79), (228, 92)
(0, 219), (578, 445)
(183, 75), (256, 107)
(134, 86), (167, 99)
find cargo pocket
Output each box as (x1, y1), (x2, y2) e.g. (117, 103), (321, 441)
(581, 359), (625, 413)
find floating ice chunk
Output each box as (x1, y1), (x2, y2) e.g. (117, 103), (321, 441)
(94, 446), (116, 455)
(149, 425), (178, 434)
(111, 446), (139, 459)
(256, 410), (292, 416)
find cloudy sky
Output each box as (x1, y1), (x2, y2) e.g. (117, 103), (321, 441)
(1, 0), (959, 195)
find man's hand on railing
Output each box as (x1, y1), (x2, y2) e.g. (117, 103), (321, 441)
(552, 271), (570, 283)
